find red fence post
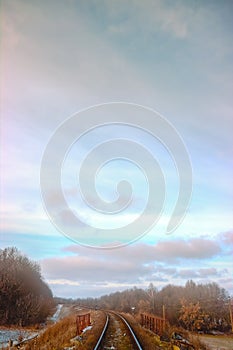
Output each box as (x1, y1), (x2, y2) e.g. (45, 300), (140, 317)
(76, 313), (91, 335)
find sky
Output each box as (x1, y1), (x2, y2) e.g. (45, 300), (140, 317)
(1, 0), (233, 298)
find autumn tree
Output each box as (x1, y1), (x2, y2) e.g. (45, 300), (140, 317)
(179, 298), (205, 331)
(0, 247), (54, 326)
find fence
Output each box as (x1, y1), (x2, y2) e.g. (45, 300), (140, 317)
(76, 313), (91, 335)
(140, 313), (166, 335)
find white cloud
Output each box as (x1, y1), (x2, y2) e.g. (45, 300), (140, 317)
(38, 235), (233, 297)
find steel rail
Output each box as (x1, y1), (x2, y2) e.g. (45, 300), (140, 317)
(94, 311), (143, 350)
(93, 313), (109, 350)
(116, 312), (143, 350)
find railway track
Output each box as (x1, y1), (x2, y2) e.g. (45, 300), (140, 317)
(94, 311), (143, 350)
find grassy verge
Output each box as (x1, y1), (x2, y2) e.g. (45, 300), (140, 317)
(24, 314), (77, 350)
(165, 326), (210, 350)
(121, 313), (169, 349)
(121, 314), (213, 350)
(20, 310), (107, 350)
(76, 310), (106, 349)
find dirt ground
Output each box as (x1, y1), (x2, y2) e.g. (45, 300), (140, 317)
(197, 334), (233, 350)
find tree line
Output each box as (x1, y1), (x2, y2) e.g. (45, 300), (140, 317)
(75, 281), (231, 332)
(0, 247), (54, 326)
(3, 245), (230, 332)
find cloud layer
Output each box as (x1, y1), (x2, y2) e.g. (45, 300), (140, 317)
(40, 234), (232, 297)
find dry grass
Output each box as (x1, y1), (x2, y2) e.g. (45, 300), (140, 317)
(188, 335), (210, 350)
(76, 310), (106, 349)
(19, 310), (107, 350)
(121, 313), (170, 349)
(165, 325), (210, 350)
(24, 314), (77, 350)
(121, 314), (212, 350)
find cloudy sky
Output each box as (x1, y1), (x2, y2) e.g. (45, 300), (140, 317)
(1, 0), (232, 298)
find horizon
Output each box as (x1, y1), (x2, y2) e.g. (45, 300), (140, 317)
(51, 280), (232, 300)
(1, 0), (233, 299)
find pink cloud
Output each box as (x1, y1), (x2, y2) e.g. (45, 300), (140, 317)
(222, 231), (233, 246)
(63, 237), (220, 262)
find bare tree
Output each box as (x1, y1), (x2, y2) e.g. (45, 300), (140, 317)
(0, 247), (54, 326)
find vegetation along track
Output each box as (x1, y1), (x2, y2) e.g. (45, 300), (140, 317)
(94, 311), (143, 350)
